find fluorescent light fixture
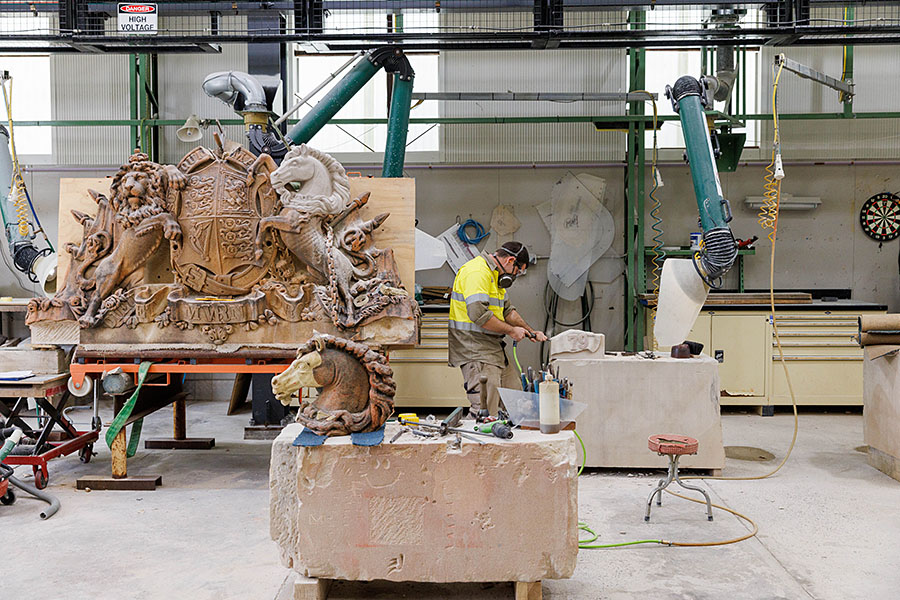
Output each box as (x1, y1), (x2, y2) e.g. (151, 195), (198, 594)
(744, 195), (822, 211)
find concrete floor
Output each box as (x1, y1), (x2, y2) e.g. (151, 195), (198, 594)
(4, 400), (899, 600)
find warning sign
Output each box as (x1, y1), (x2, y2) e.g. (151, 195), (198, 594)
(118, 3), (158, 35)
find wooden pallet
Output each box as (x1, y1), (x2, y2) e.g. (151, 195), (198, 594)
(281, 576), (545, 600)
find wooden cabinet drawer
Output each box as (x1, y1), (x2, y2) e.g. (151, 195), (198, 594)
(391, 347), (449, 362)
(770, 358), (863, 404)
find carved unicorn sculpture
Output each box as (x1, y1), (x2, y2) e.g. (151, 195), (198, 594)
(253, 144), (388, 326)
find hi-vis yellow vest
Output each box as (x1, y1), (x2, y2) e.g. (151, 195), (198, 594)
(449, 255), (505, 335)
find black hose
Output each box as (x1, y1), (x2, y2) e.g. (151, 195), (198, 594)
(9, 475), (60, 519)
(543, 281), (595, 327)
(540, 281), (595, 363)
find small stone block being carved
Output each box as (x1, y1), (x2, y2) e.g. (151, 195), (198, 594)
(269, 423), (579, 583)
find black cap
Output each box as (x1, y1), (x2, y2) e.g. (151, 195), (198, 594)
(498, 241), (530, 268)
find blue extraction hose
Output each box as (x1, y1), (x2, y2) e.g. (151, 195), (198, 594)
(457, 219), (490, 245)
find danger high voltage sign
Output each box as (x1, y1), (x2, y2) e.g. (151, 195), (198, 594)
(118, 3), (158, 35)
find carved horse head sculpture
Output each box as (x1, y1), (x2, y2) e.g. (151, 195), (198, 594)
(271, 333), (395, 436)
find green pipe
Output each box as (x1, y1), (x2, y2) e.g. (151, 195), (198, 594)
(670, 75), (736, 286)
(675, 87), (727, 231)
(286, 56), (380, 145)
(382, 74), (414, 178)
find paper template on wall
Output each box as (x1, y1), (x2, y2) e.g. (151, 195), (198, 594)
(536, 172), (614, 301)
(415, 228), (448, 271)
(438, 223), (479, 273)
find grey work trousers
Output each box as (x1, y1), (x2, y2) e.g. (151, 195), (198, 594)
(460, 360), (520, 416)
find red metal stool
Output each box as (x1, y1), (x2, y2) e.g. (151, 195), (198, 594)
(645, 434), (713, 522)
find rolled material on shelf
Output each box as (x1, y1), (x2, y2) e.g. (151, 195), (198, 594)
(859, 314), (900, 334)
(859, 332), (900, 347)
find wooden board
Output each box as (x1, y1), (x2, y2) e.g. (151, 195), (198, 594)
(349, 177), (415, 294)
(57, 177), (110, 286)
(639, 292), (812, 306)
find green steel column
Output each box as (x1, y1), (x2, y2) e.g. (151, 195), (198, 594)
(286, 57), (381, 144)
(138, 54), (151, 156)
(842, 6), (855, 117)
(625, 116), (636, 352)
(382, 75), (413, 178)
(128, 54), (139, 151)
(625, 11), (647, 351)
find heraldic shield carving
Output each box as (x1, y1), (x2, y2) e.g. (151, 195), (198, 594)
(27, 142), (418, 347)
(172, 146), (278, 296)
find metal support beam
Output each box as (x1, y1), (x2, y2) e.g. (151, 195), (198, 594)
(774, 54), (854, 98)
(625, 10), (647, 352)
(409, 92), (658, 102)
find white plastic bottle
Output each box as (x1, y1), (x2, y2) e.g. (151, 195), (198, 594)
(539, 380), (560, 434)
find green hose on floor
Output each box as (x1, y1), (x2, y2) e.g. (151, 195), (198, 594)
(573, 429), (758, 549)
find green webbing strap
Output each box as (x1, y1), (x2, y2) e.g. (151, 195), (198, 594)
(105, 361), (152, 458)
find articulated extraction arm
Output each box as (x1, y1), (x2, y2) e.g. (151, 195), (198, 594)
(286, 47), (414, 178)
(654, 75), (739, 347)
(205, 48), (414, 178)
(666, 75), (738, 287)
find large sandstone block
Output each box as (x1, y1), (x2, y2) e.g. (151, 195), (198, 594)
(270, 423), (578, 583)
(552, 353), (725, 469)
(864, 354), (900, 481)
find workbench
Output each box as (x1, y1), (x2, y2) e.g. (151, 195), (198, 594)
(552, 352), (725, 470)
(645, 299), (887, 410)
(0, 373), (99, 488)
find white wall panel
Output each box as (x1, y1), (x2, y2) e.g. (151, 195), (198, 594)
(50, 54), (130, 164)
(440, 48), (627, 163)
(157, 20), (248, 164)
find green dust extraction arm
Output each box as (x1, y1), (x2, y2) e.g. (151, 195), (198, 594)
(204, 48), (414, 177)
(286, 48), (415, 178)
(654, 75), (739, 347)
(666, 75), (738, 287)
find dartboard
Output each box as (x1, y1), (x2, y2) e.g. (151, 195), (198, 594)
(860, 192), (900, 242)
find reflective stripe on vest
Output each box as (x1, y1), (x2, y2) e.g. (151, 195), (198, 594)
(449, 255), (506, 331)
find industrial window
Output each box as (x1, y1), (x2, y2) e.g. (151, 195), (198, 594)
(642, 48), (759, 151)
(0, 15), (52, 156)
(292, 11), (439, 158)
(638, 8), (760, 152)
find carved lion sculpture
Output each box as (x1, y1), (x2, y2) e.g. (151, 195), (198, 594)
(30, 150), (185, 328)
(271, 333), (395, 436)
(76, 151), (185, 327)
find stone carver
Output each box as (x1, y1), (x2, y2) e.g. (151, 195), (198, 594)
(271, 333), (395, 436)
